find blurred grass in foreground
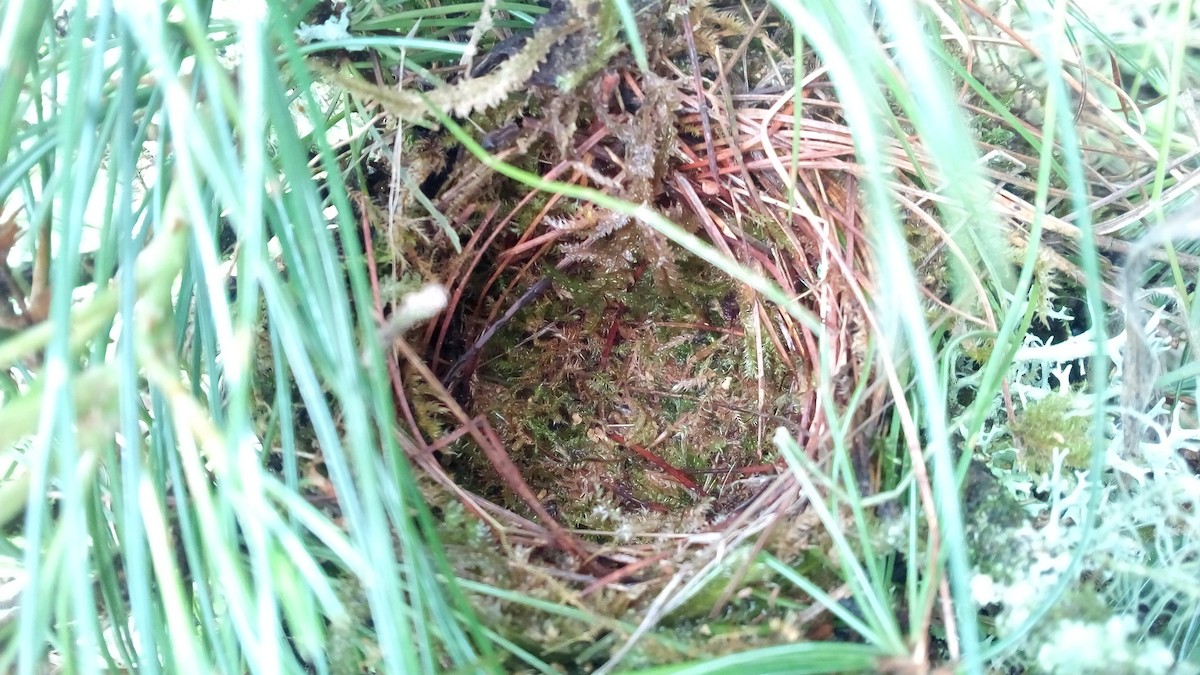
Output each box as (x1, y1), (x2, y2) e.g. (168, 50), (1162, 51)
(0, 0), (1198, 673)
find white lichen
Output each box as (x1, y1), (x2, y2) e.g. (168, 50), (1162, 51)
(1036, 615), (1179, 675)
(295, 7), (354, 46)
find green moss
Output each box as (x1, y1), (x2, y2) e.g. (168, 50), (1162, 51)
(960, 335), (996, 364)
(453, 246), (791, 531)
(1010, 391), (1092, 473)
(962, 461), (1032, 568)
(980, 125), (1017, 147)
(669, 558), (773, 622)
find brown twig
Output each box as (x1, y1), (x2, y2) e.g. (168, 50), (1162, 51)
(392, 337), (601, 572)
(606, 433), (706, 496)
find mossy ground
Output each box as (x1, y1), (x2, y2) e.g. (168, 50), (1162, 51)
(446, 250), (797, 535)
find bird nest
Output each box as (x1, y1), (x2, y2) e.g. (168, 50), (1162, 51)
(349, 35), (890, 661)
(312, 0), (1197, 667)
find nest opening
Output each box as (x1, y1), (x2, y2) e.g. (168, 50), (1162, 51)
(440, 244), (801, 531)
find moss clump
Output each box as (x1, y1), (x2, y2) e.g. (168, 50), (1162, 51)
(1009, 391), (1092, 473)
(448, 248), (791, 533)
(960, 335), (995, 365)
(962, 461), (1031, 565)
